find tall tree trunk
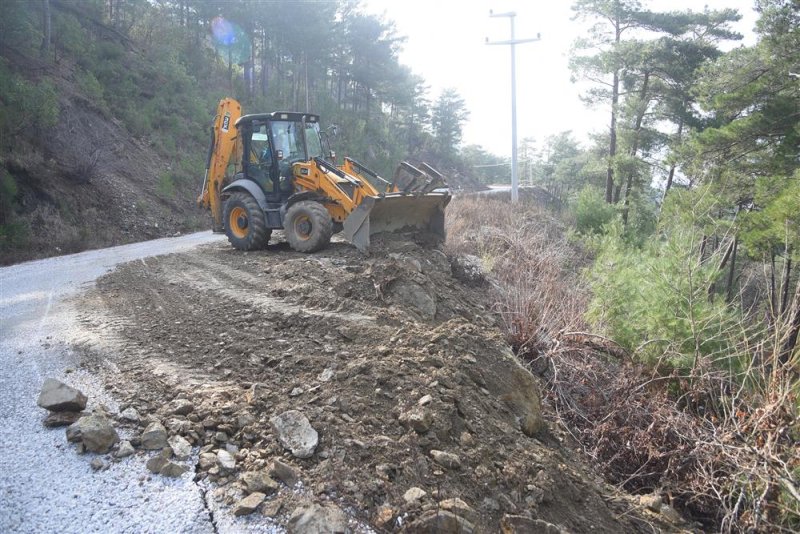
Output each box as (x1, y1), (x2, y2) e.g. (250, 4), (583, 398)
(40, 0), (51, 59)
(779, 277), (800, 365)
(781, 252), (793, 316)
(726, 236), (739, 303)
(622, 71), (650, 226)
(605, 6), (621, 204)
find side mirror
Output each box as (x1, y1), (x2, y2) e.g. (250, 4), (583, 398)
(276, 149), (284, 161)
(329, 150), (336, 161)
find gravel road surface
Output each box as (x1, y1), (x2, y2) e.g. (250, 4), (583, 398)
(0, 232), (224, 534)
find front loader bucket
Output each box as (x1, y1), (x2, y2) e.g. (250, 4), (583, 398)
(342, 191), (451, 252)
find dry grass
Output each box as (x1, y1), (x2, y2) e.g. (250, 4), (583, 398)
(446, 193), (800, 533)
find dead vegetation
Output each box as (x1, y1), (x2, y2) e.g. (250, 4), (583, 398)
(446, 193), (800, 533)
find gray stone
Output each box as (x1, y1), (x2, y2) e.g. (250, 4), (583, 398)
(270, 410), (318, 459)
(404, 487), (427, 504)
(439, 498), (477, 523)
(289, 387), (304, 397)
(160, 462), (189, 478)
(399, 408), (432, 433)
(146, 455), (168, 474)
(119, 407), (140, 422)
(318, 368), (335, 382)
(167, 398), (194, 416)
(217, 449), (236, 472)
(287, 503), (348, 534)
(408, 510), (474, 533)
(115, 440), (135, 458)
(198, 452), (216, 470)
(90, 458), (105, 471)
(233, 492), (266, 516)
(141, 422), (168, 450)
(389, 280), (436, 320)
(168, 435), (192, 460)
(269, 459), (299, 487)
(241, 471), (279, 495)
(417, 394), (433, 406)
(37, 379), (88, 412)
(262, 500), (282, 518)
(67, 414), (119, 453)
(429, 450), (461, 469)
(43, 411), (83, 427)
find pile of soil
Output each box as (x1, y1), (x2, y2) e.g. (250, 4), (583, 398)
(73, 232), (675, 531)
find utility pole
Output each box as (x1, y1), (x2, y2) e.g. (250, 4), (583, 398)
(487, 11), (540, 203)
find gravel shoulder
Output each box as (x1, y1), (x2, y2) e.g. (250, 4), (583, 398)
(0, 232), (222, 533)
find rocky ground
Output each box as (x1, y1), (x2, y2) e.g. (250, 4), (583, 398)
(63, 231), (685, 532)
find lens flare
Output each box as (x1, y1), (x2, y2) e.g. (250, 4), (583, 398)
(210, 17), (251, 63)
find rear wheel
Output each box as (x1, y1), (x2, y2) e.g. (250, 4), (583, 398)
(284, 201), (333, 253)
(223, 192), (271, 250)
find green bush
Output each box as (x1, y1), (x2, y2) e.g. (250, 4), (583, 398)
(585, 222), (739, 370)
(0, 170), (28, 249)
(573, 185), (616, 234)
(157, 173), (176, 198)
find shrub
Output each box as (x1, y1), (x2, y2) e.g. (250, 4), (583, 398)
(572, 185), (616, 234)
(157, 173), (176, 198)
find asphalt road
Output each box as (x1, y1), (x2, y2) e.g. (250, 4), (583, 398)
(0, 232), (228, 533)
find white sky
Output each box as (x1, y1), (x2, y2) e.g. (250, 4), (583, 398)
(363, 0), (759, 157)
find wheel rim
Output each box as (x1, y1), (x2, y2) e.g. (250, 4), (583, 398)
(294, 214), (312, 241)
(229, 206), (249, 239)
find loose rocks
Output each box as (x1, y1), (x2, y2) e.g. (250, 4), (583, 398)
(269, 459), (299, 487)
(399, 408), (432, 434)
(403, 487), (427, 504)
(43, 411), (83, 428)
(168, 435), (192, 460)
(429, 450), (461, 469)
(270, 410), (318, 459)
(241, 471), (279, 495)
(140, 421), (168, 450)
(287, 503), (348, 534)
(233, 492), (266, 516)
(38, 379), (87, 412)
(66, 414), (119, 453)
(217, 449), (236, 472)
(115, 440), (135, 458)
(407, 510), (475, 533)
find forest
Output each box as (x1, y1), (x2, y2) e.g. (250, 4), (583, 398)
(0, 0), (797, 531)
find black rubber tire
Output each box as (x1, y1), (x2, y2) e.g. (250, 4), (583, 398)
(223, 192), (271, 251)
(284, 200), (333, 253)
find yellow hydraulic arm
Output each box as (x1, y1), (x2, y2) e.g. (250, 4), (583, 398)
(198, 98), (243, 232)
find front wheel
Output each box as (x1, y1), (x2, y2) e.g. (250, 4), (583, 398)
(223, 192), (271, 251)
(284, 201), (333, 253)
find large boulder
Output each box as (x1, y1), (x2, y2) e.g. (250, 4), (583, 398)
(66, 414), (119, 453)
(37, 379), (87, 412)
(270, 410), (318, 459)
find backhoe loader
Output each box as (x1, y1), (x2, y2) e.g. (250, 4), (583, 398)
(197, 98), (450, 253)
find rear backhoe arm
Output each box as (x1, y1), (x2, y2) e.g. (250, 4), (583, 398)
(198, 98), (243, 232)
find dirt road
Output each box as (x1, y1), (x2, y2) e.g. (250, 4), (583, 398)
(0, 232), (222, 533)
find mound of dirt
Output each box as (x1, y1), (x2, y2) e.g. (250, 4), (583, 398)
(73, 232), (672, 531)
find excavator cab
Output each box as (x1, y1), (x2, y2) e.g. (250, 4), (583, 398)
(198, 98), (450, 254)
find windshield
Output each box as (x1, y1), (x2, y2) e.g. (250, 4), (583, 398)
(270, 120), (322, 161)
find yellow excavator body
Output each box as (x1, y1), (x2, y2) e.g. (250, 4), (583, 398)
(198, 98), (450, 253)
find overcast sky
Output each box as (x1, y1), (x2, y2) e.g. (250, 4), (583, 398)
(363, 0), (759, 157)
